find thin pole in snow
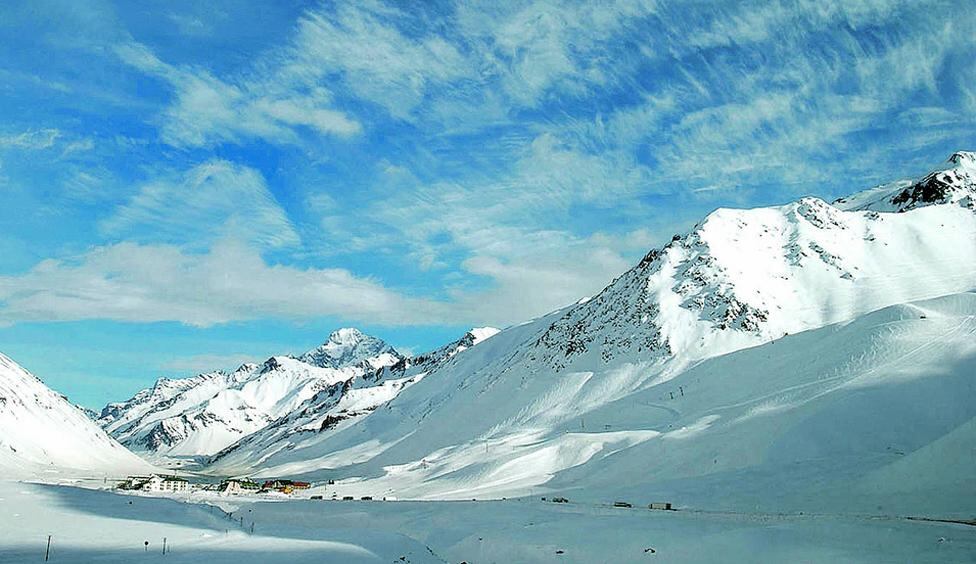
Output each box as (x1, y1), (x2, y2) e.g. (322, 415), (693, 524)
(44, 535), (51, 561)
(162, 537), (167, 555)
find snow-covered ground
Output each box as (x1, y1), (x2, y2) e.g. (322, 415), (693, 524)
(1, 481), (973, 563)
(0, 481), (440, 563)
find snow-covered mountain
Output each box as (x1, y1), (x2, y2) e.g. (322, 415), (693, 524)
(297, 327), (401, 371)
(207, 327), (500, 470)
(833, 150), (976, 212)
(0, 353), (154, 477)
(99, 328), (406, 458)
(203, 153), (975, 516)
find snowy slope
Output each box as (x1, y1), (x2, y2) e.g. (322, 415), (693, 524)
(205, 153), (975, 515)
(100, 329), (404, 458)
(0, 353), (154, 477)
(546, 291), (976, 516)
(207, 327), (500, 471)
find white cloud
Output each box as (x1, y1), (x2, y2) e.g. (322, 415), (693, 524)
(457, 0), (657, 106)
(100, 160), (300, 250)
(448, 232), (635, 325)
(0, 128), (61, 149)
(302, 130), (680, 325)
(291, 2), (474, 118)
(0, 128), (96, 161)
(0, 228), (670, 329)
(115, 42), (361, 147)
(12, 0), (974, 334)
(514, 132), (653, 204)
(683, 0), (903, 51)
(0, 241), (451, 327)
(59, 138), (95, 157)
(367, 129), (656, 247)
(609, 1), (976, 195)
(117, 1), (662, 141)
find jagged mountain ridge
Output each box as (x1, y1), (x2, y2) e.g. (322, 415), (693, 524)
(528, 151), (976, 377)
(0, 352), (154, 477)
(207, 327), (501, 469)
(833, 150), (976, 212)
(202, 153), (976, 504)
(99, 328), (404, 457)
(99, 327), (499, 460)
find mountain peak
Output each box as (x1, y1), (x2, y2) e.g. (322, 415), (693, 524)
(467, 327), (501, 345)
(328, 327), (368, 344)
(834, 150), (976, 212)
(298, 328), (402, 370)
(948, 150), (976, 167)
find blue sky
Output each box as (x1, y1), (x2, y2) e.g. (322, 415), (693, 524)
(1, 0), (974, 409)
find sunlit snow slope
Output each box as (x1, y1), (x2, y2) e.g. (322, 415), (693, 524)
(205, 153), (975, 516)
(206, 327), (500, 471)
(0, 353), (154, 477)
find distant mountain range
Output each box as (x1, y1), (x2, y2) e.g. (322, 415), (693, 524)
(96, 326), (499, 461)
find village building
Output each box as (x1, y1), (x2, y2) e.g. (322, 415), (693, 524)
(118, 475), (151, 490)
(219, 478), (260, 495)
(260, 479), (311, 494)
(144, 475), (190, 493)
(119, 474), (190, 493)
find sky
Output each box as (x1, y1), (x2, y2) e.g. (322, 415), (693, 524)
(0, 0), (974, 409)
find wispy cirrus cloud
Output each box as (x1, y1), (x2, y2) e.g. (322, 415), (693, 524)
(115, 42), (361, 147)
(299, 126), (681, 324)
(291, 2), (474, 119)
(114, 2), (477, 145)
(594, 0), (976, 197)
(100, 160), (299, 250)
(0, 128), (62, 150)
(0, 127), (95, 161)
(681, 0), (905, 51)
(455, 0), (657, 106)
(118, 0), (662, 145)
